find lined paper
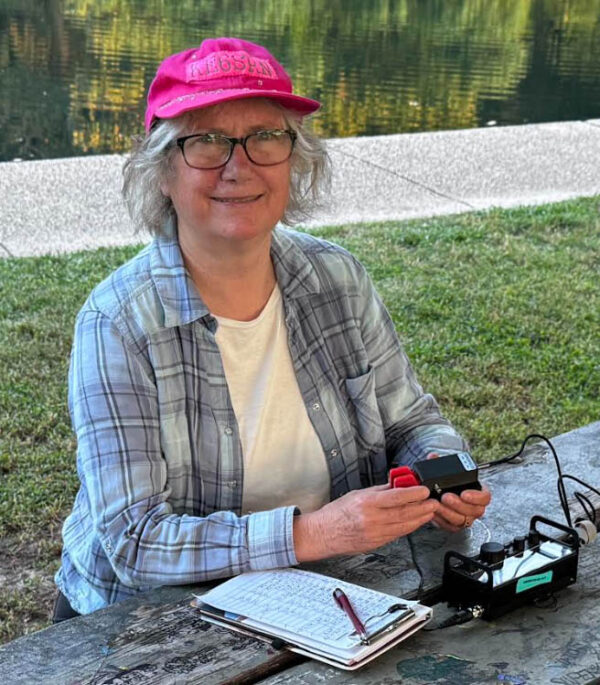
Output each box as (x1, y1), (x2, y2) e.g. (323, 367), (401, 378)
(200, 568), (416, 649)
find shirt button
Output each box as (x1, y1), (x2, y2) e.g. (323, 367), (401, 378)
(105, 541), (113, 553)
(311, 402), (321, 411)
(228, 480), (237, 488)
(224, 427), (233, 435)
(330, 449), (338, 457)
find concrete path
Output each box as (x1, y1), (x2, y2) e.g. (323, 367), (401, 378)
(1, 120), (599, 258)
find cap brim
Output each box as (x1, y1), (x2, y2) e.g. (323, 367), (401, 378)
(146, 89), (321, 132)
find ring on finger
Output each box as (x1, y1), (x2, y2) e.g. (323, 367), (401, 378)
(461, 515), (474, 528)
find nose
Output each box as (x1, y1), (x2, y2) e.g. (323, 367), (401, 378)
(220, 141), (253, 180)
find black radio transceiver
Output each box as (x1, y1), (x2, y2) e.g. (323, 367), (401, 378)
(442, 516), (579, 620)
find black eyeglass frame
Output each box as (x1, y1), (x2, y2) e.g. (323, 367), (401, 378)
(175, 129), (297, 170)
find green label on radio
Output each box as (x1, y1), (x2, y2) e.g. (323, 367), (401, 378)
(516, 571), (553, 593)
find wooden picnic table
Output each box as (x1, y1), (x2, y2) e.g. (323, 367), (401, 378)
(1, 421), (599, 685)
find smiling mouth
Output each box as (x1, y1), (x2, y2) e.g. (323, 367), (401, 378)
(211, 194), (262, 204)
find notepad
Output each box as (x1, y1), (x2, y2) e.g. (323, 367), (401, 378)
(192, 568), (432, 670)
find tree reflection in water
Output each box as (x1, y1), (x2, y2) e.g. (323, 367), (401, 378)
(1, 0), (599, 161)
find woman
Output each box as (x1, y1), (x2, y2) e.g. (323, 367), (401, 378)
(54, 37), (490, 619)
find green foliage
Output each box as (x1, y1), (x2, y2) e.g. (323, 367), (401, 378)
(0, 245), (142, 538)
(317, 199), (600, 457)
(0, 197), (598, 642)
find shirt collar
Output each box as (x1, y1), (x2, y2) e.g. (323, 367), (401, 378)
(149, 222), (321, 329)
(270, 227), (322, 299)
(149, 219), (210, 328)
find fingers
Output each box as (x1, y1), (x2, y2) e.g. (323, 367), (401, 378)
(333, 487), (439, 547)
(370, 504), (438, 541)
(441, 490), (490, 518)
(404, 510), (439, 535)
(438, 495), (485, 522)
(461, 485), (492, 506)
(435, 502), (474, 529)
(431, 512), (464, 533)
(374, 485), (432, 508)
(379, 498), (439, 525)
(346, 487), (439, 529)
(372, 483), (392, 492)
(436, 485), (492, 529)
(297, 480), (490, 562)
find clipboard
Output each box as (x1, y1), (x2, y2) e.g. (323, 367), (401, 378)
(190, 568), (432, 670)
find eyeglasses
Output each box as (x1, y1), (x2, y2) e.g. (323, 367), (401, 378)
(175, 129), (297, 170)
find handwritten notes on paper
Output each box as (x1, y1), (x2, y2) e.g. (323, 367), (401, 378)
(200, 568), (410, 648)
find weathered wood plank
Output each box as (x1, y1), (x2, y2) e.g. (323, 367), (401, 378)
(1, 422), (598, 684)
(0, 585), (302, 685)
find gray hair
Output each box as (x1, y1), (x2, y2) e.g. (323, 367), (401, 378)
(122, 102), (331, 236)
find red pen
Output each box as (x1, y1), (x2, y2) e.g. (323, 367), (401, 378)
(333, 587), (370, 645)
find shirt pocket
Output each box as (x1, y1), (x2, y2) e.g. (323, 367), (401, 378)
(344, 366), (385, 455)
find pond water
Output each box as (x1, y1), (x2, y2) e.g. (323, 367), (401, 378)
(1, 0), (600, 161)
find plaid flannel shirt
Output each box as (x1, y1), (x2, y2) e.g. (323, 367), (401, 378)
(56, 224), (467, 613)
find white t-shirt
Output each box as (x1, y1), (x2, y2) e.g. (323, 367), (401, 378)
(214, 284), (330, 514)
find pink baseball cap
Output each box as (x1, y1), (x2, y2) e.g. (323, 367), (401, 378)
(145, 37), (321, 132)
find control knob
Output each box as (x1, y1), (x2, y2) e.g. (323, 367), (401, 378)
(513, 535), (527, 556)
(480, 542), (505, 568)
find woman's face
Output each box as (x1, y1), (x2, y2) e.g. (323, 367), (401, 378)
(163, 99), (292, 251)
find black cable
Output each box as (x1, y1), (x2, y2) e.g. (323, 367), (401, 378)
(478, 433), (543, 470)
(478, 433), (600, 528)
(560, 474), (600, 526)
(406, 532), (425, 600)
(574, 492), (596, 525)
(479, 433), (558, 470)
(423, 608), (477, 631)
(558, 473), (600, 497)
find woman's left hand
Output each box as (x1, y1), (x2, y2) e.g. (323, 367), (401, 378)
(433, 486), (491, 532)
(426, 452), (492, 532)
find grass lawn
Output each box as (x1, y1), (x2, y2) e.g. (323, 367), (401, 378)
(0, 196), (599, 643)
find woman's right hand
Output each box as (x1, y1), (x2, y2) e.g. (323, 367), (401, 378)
(293, 485), (439, 562)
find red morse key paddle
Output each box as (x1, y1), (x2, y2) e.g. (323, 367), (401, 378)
(388, 465), (421, 489)
(388, 452), (482, 500)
